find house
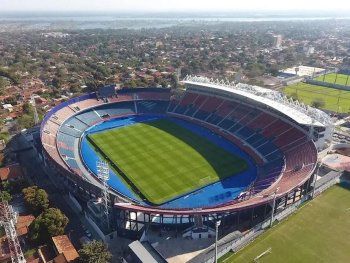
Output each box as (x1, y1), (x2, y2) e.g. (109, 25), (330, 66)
(0, 163), (24, 182)
(16, 215), (35, 239)
(2, 103), (14, 112)
(51, 235), (79, 262)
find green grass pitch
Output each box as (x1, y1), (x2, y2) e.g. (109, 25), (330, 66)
(88, 119), (248, 204)
(315, 73), (350, 86)
(284, 82), (350, 113)
(219, 184), (350, 263)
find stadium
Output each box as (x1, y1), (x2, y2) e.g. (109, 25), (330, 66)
(39, 76), (333, 239)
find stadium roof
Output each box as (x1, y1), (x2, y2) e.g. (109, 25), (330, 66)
(128, 241), (167, 263)
(183, 76), (332, 127)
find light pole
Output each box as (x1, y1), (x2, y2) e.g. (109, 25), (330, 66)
(215, 220), (221, 263)
(270, 187), (279, 228)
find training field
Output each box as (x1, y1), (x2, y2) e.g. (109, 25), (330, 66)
(284, 82), (350, 113)
(88, 119), (248, 204)
(219, 183), (350, 263)
(315, 73), (350, 86)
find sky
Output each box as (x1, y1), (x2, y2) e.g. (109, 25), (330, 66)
(0, 0), (350, 13)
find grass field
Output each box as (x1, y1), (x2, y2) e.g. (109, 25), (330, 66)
(88, 119), (248, 204)
(284, 82), (350, 113)
(315, 73), (350, 86)
(219, 183), (350, 263)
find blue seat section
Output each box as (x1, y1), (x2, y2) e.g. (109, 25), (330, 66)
(193, 110), (210, 121)
(229, 122), (242, 133)
(94, 101), (135, 117)
(57, 132), (76, 146)
(250, 135), (270, 148)
(206, 114), (222, 125)
(218, 119), (235, 130)
(253, 161), (283, 193)
(137, 100), (169, 114)
(64, 117), (89, 131)
(184, 106), (197, 117)
(58, 147), (74, 158)
(174, 105), (188, 115)
(167, 101), (178, 112)
(236, 126), (255, 140)
(246, 133), (263, 145)
(59, 124), (83, 138)
(41, 93), (97, 130)
(65, 158), (79, 169)
(257, 141), (281, 161)
(75, 110), (101, 126)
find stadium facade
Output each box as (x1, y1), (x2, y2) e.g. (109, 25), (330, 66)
(39, 76), (333, 239)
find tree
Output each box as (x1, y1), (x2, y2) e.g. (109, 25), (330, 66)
(0, 77), (7, 94)
(0, 190), (12, 202)
(52, 77), (62, 89)
(17, 114), (35, 129)
(289, 92), (299, 100)
(22, 186), (49, 215)
(78, 240), (112, 263)
(22, 102), (34, 115)
(28, 208), (69, 244)
(311, 98), (325, 109)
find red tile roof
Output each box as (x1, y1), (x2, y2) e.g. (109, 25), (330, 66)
(52, 235), (79, 262)
(16, 215), (35, 236)
(0, 163), (23, 181)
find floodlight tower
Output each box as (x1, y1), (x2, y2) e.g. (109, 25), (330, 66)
(97, 160), (110, 230)
(0, 202), (26, 263)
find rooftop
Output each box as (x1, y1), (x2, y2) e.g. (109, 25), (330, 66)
(16, 214), (35, 237)
(128, 240), (167, 263)
(183, 76), (332, 127)
(52, 235), (79, 262)
(0, 163), (23, 181)
(281, 65), (326, 77)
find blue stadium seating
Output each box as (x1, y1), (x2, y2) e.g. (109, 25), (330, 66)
(75, 110), (101, 125)
(58, 147), (74, 158)
(59, 124), (83, 138)
(65, 158), (79, 169)
(167, 101), (178, 112)
(95, 101), (135, 117)
(137, 100), (169, 114)
(184, 106), (197, 117)
(218, 119), (235, 130)
(174, 105), (188, 115)
(193, 110), (210, 121)
(57, 132), (76, 146)
(236, 126), (255, 139)
(64, 117), (89, 131)
(206, 114), (223, 125)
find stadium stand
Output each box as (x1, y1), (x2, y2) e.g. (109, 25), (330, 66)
(75, 110), (101, 126)
(40, 84), (322, 217)
(137, 100), (169, 114)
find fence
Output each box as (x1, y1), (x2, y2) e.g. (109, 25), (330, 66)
(313, 172), (341, 197)
(305, 79), (350, 91)
(189, 171), (343, 263)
